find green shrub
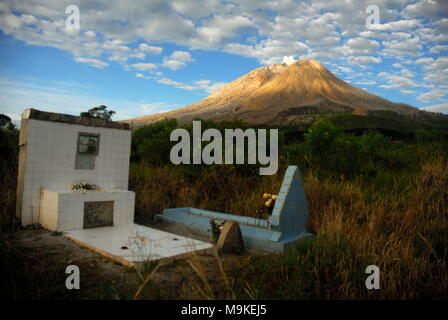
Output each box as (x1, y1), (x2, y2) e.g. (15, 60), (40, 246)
(132, 118), (178, 166)
(0, 128), (19, 230)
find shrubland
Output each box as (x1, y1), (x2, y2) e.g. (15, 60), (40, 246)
(1, 114), (447, 299)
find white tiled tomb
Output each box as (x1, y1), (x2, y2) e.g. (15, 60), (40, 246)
(16, 109), (132, 228)
(39, 189), (135, 231)
(16, 109), (213, 265)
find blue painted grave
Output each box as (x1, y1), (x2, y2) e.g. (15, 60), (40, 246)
(156, 166), (312, 253)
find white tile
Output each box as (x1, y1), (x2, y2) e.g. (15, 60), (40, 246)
(65, 224), (213, 263)
(21, 120), (133, 228)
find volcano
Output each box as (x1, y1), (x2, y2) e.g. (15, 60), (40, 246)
(127, 59), (419, 127)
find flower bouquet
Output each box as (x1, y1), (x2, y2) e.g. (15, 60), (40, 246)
(71, 183), (97, 192)
(263, 193), (277, 215)
(209, 217), (225, 243)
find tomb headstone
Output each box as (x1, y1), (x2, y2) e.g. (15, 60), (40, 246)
(217, 221), (244, 255)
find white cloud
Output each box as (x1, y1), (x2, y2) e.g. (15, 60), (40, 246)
(0, 0), (447, 110)
(429, 45), (448, 53)
(224, 39), (308, 65)
(368, 19), (421, 31)
(415, 26), (448, 43)
(0, 76), (143, 121)
(103, 39), (145, 62)
(193, 79), (227, 94)
(348, 55), (381, 67)
(172, 0), (230, 19)
(157, 76), (226, 94)
(425, 57), (448, 71)
(356, 80), (376, 86)
(74, 57), (109, 68)
(418, 88), (448, 102)
(157, 77), (196, 91)
(342, 37), (380, 55)
(400, 68), (415, 78)
(382, 38), (423, 57)
(133, 69), (226, 95)
(404, 0), (448, 19)
(360, 30), (414, 42)
(359, 31), (391, 40)
(337, 66), (354, 73)
(162, 60), (187, 70)
(282, 56), (296, 65)
(138, 43), (163, 55)
(171, 51), (193, 62)
(378, 72), (418, 89)
(139, 102), (181, 114)
(162, 51), (194, 70)
(421, 103), (448, 113)
(415, 57), (434, 64)
(0, 0), (438, 66)
(195, 14), (255, 48)
(424, 70), (448, 85)
(418, 57), (448, 85)
(131, 63), (158, 71)
(84, 31), (96, 38)
(434, 18), (448, 28)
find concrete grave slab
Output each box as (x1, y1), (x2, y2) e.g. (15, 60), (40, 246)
(64, 223), (214, 267)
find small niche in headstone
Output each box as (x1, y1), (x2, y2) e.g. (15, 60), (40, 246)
(83, 201), (114, 228)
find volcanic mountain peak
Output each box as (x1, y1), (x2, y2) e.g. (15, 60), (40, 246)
(127, 59), (420, 127)
(297, 59), (325, 70)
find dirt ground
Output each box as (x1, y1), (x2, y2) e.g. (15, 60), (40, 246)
(2, 223), (247, 300)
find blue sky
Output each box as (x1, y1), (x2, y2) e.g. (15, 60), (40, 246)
(0, 0), (447, 122)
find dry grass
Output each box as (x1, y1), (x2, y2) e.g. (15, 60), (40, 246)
(0, 164), (17, 230)
(128, 158), (448, 299)
(1, 159), (447, 299)
(130, 164), (282, 223)
(205, 159), (447, 299)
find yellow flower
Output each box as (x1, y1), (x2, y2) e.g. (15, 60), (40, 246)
(271, 195), (277, 200)
(263, 193), (271, 199)
(265, 200), (273, 207)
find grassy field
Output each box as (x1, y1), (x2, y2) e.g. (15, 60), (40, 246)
(1, 114), (447, 299)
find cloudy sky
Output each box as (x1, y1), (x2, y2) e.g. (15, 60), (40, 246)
(0, 0), (447, 121)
